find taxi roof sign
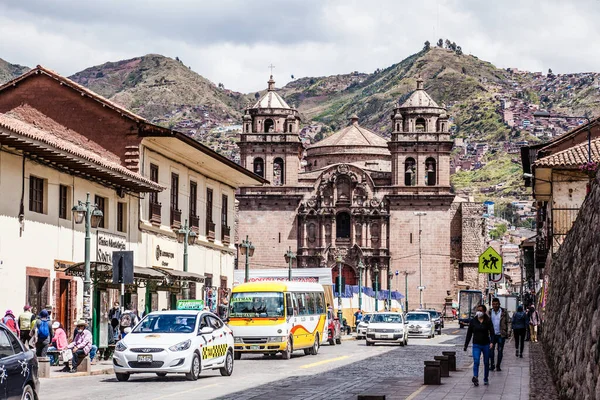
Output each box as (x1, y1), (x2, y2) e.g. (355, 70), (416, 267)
(478, 247), (503, 274)
(177, 299), (205, 310)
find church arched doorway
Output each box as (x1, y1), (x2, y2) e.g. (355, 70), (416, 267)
(332, 264), (358, 286)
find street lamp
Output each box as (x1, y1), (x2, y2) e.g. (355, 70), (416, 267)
(414, 212), (427, 308)
(72, 193), (103, 324)
(176, 219), (197, 299)
(284, 247), (296, 281)
(533, 110), (592, 163)
(373, 264), (379, 312)
(239, 235), (255, 283)
(357, 260), (365, 312)
(336, 255), (343, 321)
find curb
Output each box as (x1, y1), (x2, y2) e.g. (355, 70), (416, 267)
(45, 367), (113, 379)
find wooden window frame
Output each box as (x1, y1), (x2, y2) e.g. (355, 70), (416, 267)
(29, 176), (44, 214)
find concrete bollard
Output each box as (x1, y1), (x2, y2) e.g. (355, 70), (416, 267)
(442, 351), (456, 371)
(424, 360), (441, 385)
(434, 355), (450, 377)
(76, 356), (91, 373)
(38, 356), (50, 378)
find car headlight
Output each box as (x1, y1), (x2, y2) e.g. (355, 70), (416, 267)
(268, 336), (285, 342)
(169, 339), (192, 352)
(234, 337), (243, 344)
(367, 328), (374, 333)
(115, 341), (127, 352)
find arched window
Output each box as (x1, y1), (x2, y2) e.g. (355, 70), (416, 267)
(425, 157), (436, 186)
(308, 223), (316, 243)
(336, 212), (351, 239)
(253, 157), (264, 178)
(245, 123), (250, 133)
(264, 119), (274, 133)
(404, 157), (416, 186)
(288, 123), (293, 132)
(336, 176), (352, 202)
(415, 118), (426, 132)
(395, 123), (400, 132)
(273, 157), (284, 185)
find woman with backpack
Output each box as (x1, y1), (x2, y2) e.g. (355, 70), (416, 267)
(34, 309), (53, 357)
(2, 310), (20, 336)
(512, 305), (527, 357)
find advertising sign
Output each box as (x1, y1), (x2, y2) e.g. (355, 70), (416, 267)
(177, 299), (205, 310)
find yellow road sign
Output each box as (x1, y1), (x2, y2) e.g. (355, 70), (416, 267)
(478, 247), (502, 274)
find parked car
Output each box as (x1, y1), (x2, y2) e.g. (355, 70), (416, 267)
(326, 309), (342, 345)
(365, 312), (408, 346)
(356, 313), (373, 340)
(417, 309), (443, 335)
(405, 311), (435, 338)
(0, 322), (39, 400)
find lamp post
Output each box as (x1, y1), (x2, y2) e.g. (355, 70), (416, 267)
(414, 212), (427, 308)
(284, 247), (296, 281)
(239, 235), (255, 283)
(357, 260), (365, 312)
(72, 193), (103, 324)
(176, 219), (198, 299)
(373, 264), (379, 312)
(336, 255), (343, 321)
(533, 110), (592, 163)
(387, 269), (393, 310)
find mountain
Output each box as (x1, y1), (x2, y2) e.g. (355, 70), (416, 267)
(0, 58), (30, 85)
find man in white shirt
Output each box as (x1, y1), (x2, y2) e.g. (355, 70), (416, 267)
(488, 298), (509, 371)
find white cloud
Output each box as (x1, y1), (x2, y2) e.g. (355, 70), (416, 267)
(1, 0), (599, 92)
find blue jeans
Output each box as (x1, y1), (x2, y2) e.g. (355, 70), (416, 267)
(472, 344), (490, 380)
(90, 345), (98, 361)
(490, 335), (505, 368)
(47, 346), (58, 365)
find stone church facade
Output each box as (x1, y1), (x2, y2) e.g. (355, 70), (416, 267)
(237, 76), (485, 310)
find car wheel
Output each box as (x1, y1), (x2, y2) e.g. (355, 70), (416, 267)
(399, 339), (404, 347)
(328, 330), (335, 345)
(234, 352), (242, 360)
(185, 353), (201, 381)
(220, 350), (234, 377)
(156, 372), (167, 377)
(304, 349), (311, 355)
(310, 334), (320, 355)
(282, 338), (292, 359)
(21, 384), (35, 400)
(366, 340), (374, 346)
(115, 373), (130, 382)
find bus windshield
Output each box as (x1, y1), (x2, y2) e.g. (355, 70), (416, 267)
(230, 292), (284, 318)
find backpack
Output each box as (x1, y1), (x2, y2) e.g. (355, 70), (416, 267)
(38, 320), (50, 340)
(120, 312), (133, 328)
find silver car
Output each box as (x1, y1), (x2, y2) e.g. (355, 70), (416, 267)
(405, 311), (435, 338)
(356, 313), (373, 340)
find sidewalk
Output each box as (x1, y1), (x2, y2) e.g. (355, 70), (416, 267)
(409, 340), (530, 400)
(44, 359), (113, 379)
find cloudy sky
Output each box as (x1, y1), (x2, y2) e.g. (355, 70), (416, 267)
(1, 0), (599, 92)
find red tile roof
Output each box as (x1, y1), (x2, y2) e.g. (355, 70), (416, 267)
(534, 137), (600, 168)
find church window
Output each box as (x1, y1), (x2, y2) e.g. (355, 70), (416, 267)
(336, 212), (351, 239)
(288, 123), (293, 132)
(336, 176), (351, 202)
(273, 157), (284, 186)
(425, 157), (437, 186)
(253, 157), (264, 178)
(404, 158), (416, 186)
(371, 223), (380, 243)
(355, 223), (362, 243)
(245, 123), (250, 132)
(308, 223), (316, 243)
(415, 118), (426, 132)
(395, 123), (400, 132)
(264, 118), (274, 133)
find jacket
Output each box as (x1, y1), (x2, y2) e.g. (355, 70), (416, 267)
(464, 317), (495, 347)
(529, 309), (540, 326)
(35, 318), (54, 345)
(18, 311), (33, 330)
(3, 314), (19, 335)
(52, 328), (68, 350)
(511, 311), (528, 330)
(68, 329), (93, 355)
(488, 307), (510, 337)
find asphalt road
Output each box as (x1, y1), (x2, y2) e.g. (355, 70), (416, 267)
(40, 324), (467, 400)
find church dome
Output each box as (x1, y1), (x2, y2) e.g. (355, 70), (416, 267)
(399, 77), (440, 109)
(252, 75), (291, 110)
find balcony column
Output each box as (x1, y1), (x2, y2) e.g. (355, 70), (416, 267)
(319, 216), (325, 248)
(331, 216), (337, 246)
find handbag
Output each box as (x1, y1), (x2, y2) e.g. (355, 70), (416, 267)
(59, 349), (73, 362)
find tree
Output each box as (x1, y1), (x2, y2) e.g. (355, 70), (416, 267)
(548, 68), (553, 75)
(456, 46), (463, 55)
(423, 40), (431, 51)
(450, 42), (457, 51)
(437, 38), (443, 47)
(445, 39), (451, 48)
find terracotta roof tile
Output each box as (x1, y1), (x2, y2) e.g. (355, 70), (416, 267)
(534, 137), (600, 168)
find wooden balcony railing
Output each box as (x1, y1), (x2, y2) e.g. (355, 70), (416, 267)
(222, 225), (231, 245)
(206, 220), (216, 242)
(170, 208), (182, 229)
(150, 202), (162, 225)
(190, 215), (200, 233)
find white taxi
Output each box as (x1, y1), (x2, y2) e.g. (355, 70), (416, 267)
(405, 311), (435, 338)
(365, 312), (408, 346)
(113, 310), (234, 381)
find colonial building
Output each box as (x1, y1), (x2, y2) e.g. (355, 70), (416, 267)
(237, 76), (485, 310)
(0, 66), (264, 341)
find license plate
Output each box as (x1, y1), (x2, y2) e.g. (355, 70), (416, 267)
(137, 355), (152, 363)
(410, 330), (420, 334)
(250, 345), (260, 350)
(379, 334), (389, 339)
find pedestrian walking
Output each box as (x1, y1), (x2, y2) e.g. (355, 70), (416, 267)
(33, 309), (53, 357)
(464, 304), (494, 387)
(3, 310), (20, 336)
(354, 309), (363, 329)
(512, 305), (527, 357)
(119, 304), (139, 338)
(18, 305), (33, 346)
(528, 305), (540, 342)
(488, 297), (509, 372)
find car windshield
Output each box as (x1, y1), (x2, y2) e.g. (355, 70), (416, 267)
(361, 314), (373, 323)
(133, 314), (197, 334)
(371, 314), (403, 323)
(230, 292), (284, 317)
(406, 313), (430, 322)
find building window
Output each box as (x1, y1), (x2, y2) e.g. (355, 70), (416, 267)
(264, 118), (274, 133)
(415, 118), (426, 132)
(117, 202), (126, 233)
(273, 157), (284, 186)
(190, 181), (197, 217)
(336, 212), (351, 239)
(59, 184), (69, 219)
(221, 194), (228, 228)
(206, 188), (213, 223)
(94, 195), (106, 228)
(405, 158), (416, 186)
(29, 176), (44, 214)
(149, 164), (159, 205)
(253, 157), (264, 178)
(458, 264), (464, 281)
(425, 158), (437, 186)
(171, 173), (179, 211)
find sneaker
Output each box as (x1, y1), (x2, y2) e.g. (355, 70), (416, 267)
(520, 353), (523, 358)
(59, 366), (70, 372)
(484, 379), (489, 385)
(472, 376), (479, 386)
(69, 368), (78, 373)
(496, 366), (502, 372)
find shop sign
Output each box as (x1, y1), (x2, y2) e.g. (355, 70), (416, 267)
(97, 231), (127, 263)
(154, 238), (177, 267)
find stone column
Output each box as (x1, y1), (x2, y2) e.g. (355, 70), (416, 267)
(319, 217), (325, 248)
(302, 217), (308, 248)
(331, 216), (336, 246)
(350, 217), (356, 246)
(381, 217), (387, 249)
(366, 220), (371, 248)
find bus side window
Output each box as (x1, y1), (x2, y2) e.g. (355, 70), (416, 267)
(316, 293), (325, 314)
(286, 293), (294, 316)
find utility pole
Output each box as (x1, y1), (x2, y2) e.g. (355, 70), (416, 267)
(414, 212), (427, 308)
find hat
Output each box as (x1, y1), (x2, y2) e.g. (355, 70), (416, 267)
(52, 321), (60, 329)
(23, 305), (31, 311)
(74, 319), (88, 327)
(39, 309), (49, 319)
(5, 310), (14, 316)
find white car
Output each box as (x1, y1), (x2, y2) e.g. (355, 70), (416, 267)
(365, 312), (408, 346)
(356, 313), (373, 340)
(405, 311), (435, 338)
(113, 310), (235, 381)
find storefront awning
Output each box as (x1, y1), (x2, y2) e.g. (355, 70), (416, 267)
(154, 267), (205, 283)
(63, 262), (203, 283)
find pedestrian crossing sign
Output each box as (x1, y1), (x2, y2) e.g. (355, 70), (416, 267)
(478, 247), (503, 274)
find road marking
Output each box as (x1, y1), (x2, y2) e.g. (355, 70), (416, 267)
(300, 355), (350, 369)
(452, 329), (460, 334)
(152, 383), (219, 399)
(405, 384), (426, 400)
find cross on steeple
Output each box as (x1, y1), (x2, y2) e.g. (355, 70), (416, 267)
(268, 64), (275, 76)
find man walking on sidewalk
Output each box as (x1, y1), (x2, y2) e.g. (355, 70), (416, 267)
(489, 298), (509, 372)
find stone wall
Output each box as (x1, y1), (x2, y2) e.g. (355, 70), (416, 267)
(544, 175), (600, 399)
